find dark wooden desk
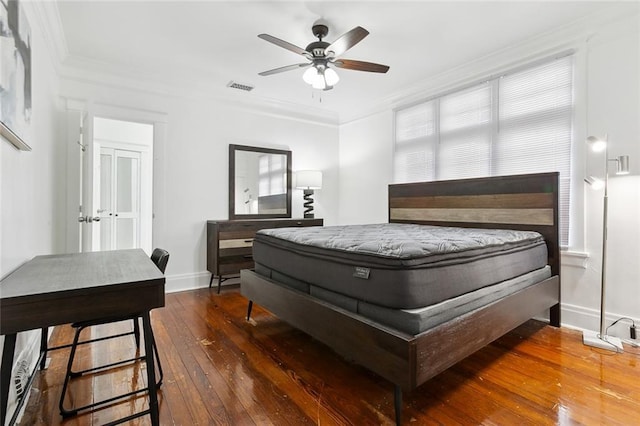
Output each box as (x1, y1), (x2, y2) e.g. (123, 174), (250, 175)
(0, 249), (165, 425)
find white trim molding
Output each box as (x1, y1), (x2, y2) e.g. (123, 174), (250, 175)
(561, 250), (589, 269)
(165, 271), (217, 294)
(562, 303), (639, 340)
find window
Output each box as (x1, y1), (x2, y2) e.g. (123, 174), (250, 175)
(394, 55), (574, 245)
(258, 154), (286, 196)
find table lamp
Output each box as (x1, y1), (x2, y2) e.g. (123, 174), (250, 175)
(296, 170), (322, 218)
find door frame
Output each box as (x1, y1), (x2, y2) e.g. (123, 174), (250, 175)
(64, 100), (167, 255)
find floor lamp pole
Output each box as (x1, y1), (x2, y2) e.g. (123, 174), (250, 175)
(599, 151), (608, 339)
(583, 138), (623, 352)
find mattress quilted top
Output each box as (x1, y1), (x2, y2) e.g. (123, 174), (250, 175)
(256, 223), (544, 262)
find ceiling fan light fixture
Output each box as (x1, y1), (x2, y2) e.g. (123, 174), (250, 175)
(324, 67), (339, 86)
(311, 71), (327, 90)
(303, 66), (319, 85)
(304, 64), (338, 90)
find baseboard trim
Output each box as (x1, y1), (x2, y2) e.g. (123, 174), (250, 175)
(561, 303), (639, 339)
(164, 271), (240, 294)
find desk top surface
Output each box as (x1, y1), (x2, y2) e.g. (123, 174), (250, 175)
(1, 249), (166, 335)
(0, 249), (164, 300)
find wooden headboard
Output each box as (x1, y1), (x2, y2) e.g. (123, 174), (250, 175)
(388, 172), (560, 280)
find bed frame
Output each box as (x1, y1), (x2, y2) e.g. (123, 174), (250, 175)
(240, 172), (560, 425)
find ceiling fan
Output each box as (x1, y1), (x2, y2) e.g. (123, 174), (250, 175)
(258, 21), (390, 91)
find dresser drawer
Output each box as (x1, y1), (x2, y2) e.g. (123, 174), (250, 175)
(207, 218), (322, 277)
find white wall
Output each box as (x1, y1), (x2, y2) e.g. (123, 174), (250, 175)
(59, 79), (339, 292)
(338, 110), (393, 225)
(562, 16), (640, 335)
(0, 2), (63, 422)
(337, 12), (640, 336)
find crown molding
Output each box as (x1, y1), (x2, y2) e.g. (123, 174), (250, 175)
(56, 55), (339, 127)
(27, 0), (69, 75)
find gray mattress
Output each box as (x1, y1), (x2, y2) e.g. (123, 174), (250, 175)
(253, 223), (548, 309)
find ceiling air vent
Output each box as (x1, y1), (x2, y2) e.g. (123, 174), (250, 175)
(227, 81), (255, 92)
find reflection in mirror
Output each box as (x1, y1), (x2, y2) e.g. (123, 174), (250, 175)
(229, 144), (292, 219)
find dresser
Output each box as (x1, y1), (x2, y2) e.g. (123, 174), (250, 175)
(207, 218), (323, 293)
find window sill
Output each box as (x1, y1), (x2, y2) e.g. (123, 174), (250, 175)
(560, 250), (589, 269)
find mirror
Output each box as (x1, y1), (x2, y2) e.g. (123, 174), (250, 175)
(229, 144), (292, 219)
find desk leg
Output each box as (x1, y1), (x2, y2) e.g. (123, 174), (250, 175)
(141, 312), (159, 426)
(1, 333), (17, 426)
(40, 328), (48, 370)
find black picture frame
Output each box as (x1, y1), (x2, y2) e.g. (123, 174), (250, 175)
(228, 144), (292, 220)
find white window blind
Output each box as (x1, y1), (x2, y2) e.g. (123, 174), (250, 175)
(438, 83), (492, 180)
(259, 154), (286, 196)
(394, 101), (436, 183)
(393, 55), (574, 245)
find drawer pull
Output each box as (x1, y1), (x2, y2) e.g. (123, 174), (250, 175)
(244, 239), (254, 243)
(243, 255), (253, 259)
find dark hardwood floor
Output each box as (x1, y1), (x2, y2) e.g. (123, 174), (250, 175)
(20, 286), (640, 425)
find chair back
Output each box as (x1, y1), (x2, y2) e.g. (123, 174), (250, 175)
(150, 248), (170, 273)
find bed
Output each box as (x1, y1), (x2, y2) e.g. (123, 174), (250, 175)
(240, 172), (560, 425)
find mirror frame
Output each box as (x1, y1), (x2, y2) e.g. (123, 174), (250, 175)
(228, 144), (292, 220)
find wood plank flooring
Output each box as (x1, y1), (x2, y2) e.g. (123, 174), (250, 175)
(20, 286), (640, 425)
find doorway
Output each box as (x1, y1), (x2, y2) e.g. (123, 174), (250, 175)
(91, 117), (153, 253)
(65, 107), (155, 254)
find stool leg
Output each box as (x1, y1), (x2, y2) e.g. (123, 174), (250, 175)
(150, 323), (164, 386)
(142, 312), (160, 425)
(133, 318), (141, 349)
(59, 327), (83, 417)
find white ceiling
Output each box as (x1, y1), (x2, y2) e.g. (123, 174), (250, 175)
(54, 1), (621, 121)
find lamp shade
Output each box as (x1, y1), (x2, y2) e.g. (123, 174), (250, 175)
(584, 176), (605, 190)
(296, 170), (322, 189)
(303, 67), (319, 85)
(586, 136), (607, 153)
(616, 155), (630, 175)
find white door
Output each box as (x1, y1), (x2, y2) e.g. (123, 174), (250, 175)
(80, 111), (98, 251)
(97, 148), (142, 251)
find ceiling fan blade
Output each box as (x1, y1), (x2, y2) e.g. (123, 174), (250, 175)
(332, 59), (390, 73)
(258, 34), (311, 58)
(326, 26), (369, 57)
(259, 63), (311, 76)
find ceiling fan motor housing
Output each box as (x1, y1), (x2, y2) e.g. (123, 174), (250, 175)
(308, 24), (330, 57)
(312, 23), (329, 40)
(306, 40), (330, 58)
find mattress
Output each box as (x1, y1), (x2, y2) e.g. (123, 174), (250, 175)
(254, 263), (551, 335)
(252, 223), (548, 309)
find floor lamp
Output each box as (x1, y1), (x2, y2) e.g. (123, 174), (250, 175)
(583, 135), (630, 352)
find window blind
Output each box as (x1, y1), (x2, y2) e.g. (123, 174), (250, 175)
(438, 83), (492, 180)
(394, 101), (436, 182)
(393, 55), (574, 245)
(259, 154), (286, 196)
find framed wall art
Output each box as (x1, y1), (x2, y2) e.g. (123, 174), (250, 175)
(0, 0), (32, 151)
